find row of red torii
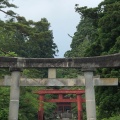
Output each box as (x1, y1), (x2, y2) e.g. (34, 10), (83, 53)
(0, 53), (119, 120)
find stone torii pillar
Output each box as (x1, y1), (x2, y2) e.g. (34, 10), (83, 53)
(82, 68), (96, 120)
(38, 68), (56, 120)
(8, 68), (22, 120)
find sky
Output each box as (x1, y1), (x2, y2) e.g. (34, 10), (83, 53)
(1, 0), (103, 58)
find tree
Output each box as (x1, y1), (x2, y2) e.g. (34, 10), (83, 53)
(0, 0), (58, 58)
(0, 18), (58, 58)
(65, 10), (98, 57)
(25, 18), (58, 58)
(65, 0), (120, 119)
(102, 115), (120, 120)
(97, 0), (120, 54)
(74, 0), (120, 56)
(0, 87), (10, 120)
(0, 0), (17, 17)
(0, 1), (59, 119)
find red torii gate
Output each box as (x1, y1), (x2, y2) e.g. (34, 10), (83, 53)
(35, 89), (85, 120)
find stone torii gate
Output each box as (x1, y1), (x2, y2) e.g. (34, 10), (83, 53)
(0, 53), (119, 120)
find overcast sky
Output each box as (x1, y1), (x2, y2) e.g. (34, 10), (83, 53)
(1, 0), (103, 58)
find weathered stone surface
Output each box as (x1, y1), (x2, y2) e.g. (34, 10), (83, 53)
(62, 118), (70, 120)
(84, 71), (96, 120)
(8, 71), (21, 120)
(93, 78), (118, 86)
(48, 68), (56, 78)
(0, 76), (118, 86)
(61, 112), (72, 118)
(0, 53), (120, 68)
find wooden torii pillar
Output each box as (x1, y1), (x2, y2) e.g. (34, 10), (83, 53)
(38, 94), (44, 120)
(35, 89), (85, 120)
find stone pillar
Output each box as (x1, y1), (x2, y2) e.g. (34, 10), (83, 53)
(77, 94), (82, 120)
(82, 68), (96, 120)
(8, 68), (22, 120)
(48, 68), (56, 78)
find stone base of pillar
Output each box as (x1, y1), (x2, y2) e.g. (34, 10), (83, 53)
(62, 118), (70, 120)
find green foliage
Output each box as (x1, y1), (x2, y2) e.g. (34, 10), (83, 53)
(18, 87), (39, 120)
(0, 51), (17, 78)
(102, 115), (120, 120)
(0, 1), (58, 120)
(98, 1), (120, 53)
(95, 86), (120, 119)
(57, 68), (81, 78)
(44, 102), (57, 119)
(0, 18), (58, 58)
(65, 0), (120, 119)
(72, 0), (120, 57)
(0, 87), (10, 120)
(0, 0), (17, 19)
(65, 17), (97, 57)
(23, 69), (48, 78)
(0, 0), (17, 9)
